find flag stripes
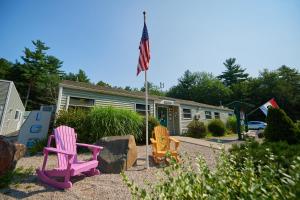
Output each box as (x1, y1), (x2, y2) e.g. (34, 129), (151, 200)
(137, 23), (150, 76)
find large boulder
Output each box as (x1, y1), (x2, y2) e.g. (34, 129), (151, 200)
(0, 137), (26, 176)
(95, 135), (137, 173)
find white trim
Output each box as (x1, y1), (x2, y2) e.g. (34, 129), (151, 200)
(56, 86), (63, 114)
(66, 96), (70, 110)
(0, 82), (12, 135)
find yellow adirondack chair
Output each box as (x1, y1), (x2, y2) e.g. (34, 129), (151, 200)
(150, 126), (180, 163)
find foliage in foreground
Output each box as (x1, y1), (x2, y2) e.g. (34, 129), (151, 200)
(0, 167), (34, 189)
(230, 139), (300, 169)
(122, 150), (300, 200)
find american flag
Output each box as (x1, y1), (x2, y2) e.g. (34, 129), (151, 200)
(137, 22), (150, 76)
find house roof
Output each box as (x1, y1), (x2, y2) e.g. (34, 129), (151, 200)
(60, 80), (233, 111)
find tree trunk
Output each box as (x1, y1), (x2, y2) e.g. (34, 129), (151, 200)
(24, 82), (32, 110)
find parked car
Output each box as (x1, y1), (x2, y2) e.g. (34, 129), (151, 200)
(247, 121), (267, 130)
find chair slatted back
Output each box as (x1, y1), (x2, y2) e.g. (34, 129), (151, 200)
(153, 126), (170, 151)
(54, 126), (77, 168)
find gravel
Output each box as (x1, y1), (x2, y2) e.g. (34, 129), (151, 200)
(0, 142), (220, 200)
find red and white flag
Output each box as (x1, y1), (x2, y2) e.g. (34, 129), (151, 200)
(136, 22), (150, 76)
(259, 98), (279, 116)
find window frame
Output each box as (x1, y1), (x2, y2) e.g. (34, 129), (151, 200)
(135, 103), (150, 116)
(68, 96), (95, 109)
(205, 111), (212, 119)
(182, 108), (192, 120)
(14, 110), (21, 120)
(214, 112), (220, 119)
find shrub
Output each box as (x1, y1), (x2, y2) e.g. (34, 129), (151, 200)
(138, 115), (159, 144)
(187, 120), (207, 138)
(264, 107), (299, 144)
(88, 106), (143, 142)
(208, 119), (225, 136)
(122, 148), (300, 199)
(230, 139), (300, 169)
(55, 108), (90, 142)
(226, 116), (237, 134)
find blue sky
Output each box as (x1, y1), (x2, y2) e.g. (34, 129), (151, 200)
(0, 0), (299, 90)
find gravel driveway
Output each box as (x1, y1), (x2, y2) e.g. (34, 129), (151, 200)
(0, 141), (219, 200)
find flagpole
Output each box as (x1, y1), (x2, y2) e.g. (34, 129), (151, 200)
(143, 11), (149, 169)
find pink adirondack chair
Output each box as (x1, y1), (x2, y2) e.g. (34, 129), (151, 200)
(36, 125), (103, 189)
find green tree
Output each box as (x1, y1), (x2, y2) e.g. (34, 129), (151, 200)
(20, 40), (63, 109)
(96, 81), (111, 87)
(218, 58), (249, 86)
(63, 69), (90, 83)
(141, 82), (165, 96)
(0, 58), (13, 79)
(167, 71), (231, 105)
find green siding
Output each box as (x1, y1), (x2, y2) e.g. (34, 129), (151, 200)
(60, 88), (154, 115)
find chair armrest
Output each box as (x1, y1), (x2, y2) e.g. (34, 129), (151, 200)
(169, 137), (180, 143)
(76, 143), (104, 150)
(169, 137), (180, 150)
(44, 147), (75, 156)
(150, 138), (157, 152)
(150, 138), (157, 144)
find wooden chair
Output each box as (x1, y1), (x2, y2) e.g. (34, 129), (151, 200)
(150, 125), (180, 163)
(36, 125), (103, 189)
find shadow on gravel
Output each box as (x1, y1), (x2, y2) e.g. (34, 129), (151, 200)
(0, 173), (86, 199)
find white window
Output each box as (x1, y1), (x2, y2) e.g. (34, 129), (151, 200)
(214, 112), (220, 119)
(135, 104), (150, 116)
(205, 111), (212, 119)
(68, 97), (95, 110)
(183, 108), (192, 119)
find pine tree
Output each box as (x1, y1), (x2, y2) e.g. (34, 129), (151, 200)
(218, 58), (249, 86)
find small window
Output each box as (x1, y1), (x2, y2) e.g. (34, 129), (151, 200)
(15, 110), (20, 120)
(183, 109), (192, 119)
(228, 113), (233, 117)
(214, 112), (220, 119)
(69, 97), (95, 108)
(205, 111), (212, 119)
(135, 104), (150, 116)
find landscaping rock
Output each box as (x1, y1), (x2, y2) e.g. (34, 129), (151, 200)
(0, 137), (26, 176)
(95, 135), (137, 173)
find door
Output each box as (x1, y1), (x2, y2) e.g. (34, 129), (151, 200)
(157, 107), (168, 127)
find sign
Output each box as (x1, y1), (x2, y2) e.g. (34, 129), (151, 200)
(18, 111), (52, 147)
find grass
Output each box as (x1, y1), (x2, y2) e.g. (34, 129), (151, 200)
(0, 167), (34, 189)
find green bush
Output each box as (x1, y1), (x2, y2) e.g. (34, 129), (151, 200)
(208, 119), (225, 136)
(55, 108), (90, 142)
(55, 106), (144, 143)
(226, 116), (237, 134)
(187, 120), (207, 138)
(264, 107), (299, 144)
(230, 139), (300, 170)
(122, 148), (300, 199)
(88, 106), (143, 142)
(138, 115), (159, 144)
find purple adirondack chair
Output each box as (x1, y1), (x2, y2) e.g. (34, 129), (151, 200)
(36, 125), (103, 189)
